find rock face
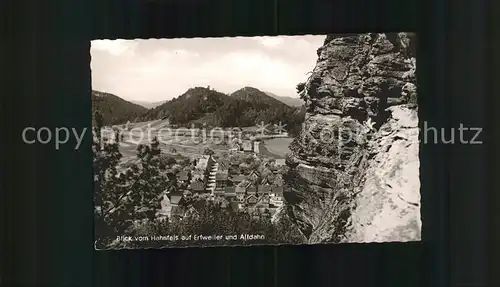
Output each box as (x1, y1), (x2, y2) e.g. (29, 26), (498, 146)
(284, 33), (420, 243)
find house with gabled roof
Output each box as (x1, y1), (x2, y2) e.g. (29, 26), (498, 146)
(213, 188), (225, 197)
(270, 205), (279, 213)
(230, 202), (240, 212)
(250, 210), (261, 219)
(220, 200), (229, 208)
(218, 160), (229, 172)
(283, 185), (292, 195)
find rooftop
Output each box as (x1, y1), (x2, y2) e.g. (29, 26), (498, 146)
(275, 159), (286, 166)
(231, 175), (246, 182)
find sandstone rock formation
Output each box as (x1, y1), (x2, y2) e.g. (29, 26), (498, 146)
(284, 33), (420, 243)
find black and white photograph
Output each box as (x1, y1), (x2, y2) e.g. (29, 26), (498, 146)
(91, 33), (420, 250)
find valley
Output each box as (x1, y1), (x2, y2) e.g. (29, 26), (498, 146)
(92, 33), (420, 249)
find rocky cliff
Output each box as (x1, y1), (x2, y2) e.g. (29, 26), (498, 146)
(284, 33), (420, 243)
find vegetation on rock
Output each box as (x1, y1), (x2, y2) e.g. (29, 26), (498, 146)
(93, 111), (173, 248)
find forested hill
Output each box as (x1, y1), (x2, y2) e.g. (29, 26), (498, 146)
(140, 86), (305, 133)
(92, 90), (148, 125)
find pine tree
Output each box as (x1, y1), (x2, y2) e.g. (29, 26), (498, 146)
(93, 110), (124, 242)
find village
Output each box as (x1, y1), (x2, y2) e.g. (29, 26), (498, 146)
(157, 140), (291, 221)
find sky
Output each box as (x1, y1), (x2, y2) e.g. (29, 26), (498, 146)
(90, 35), (325, 103)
